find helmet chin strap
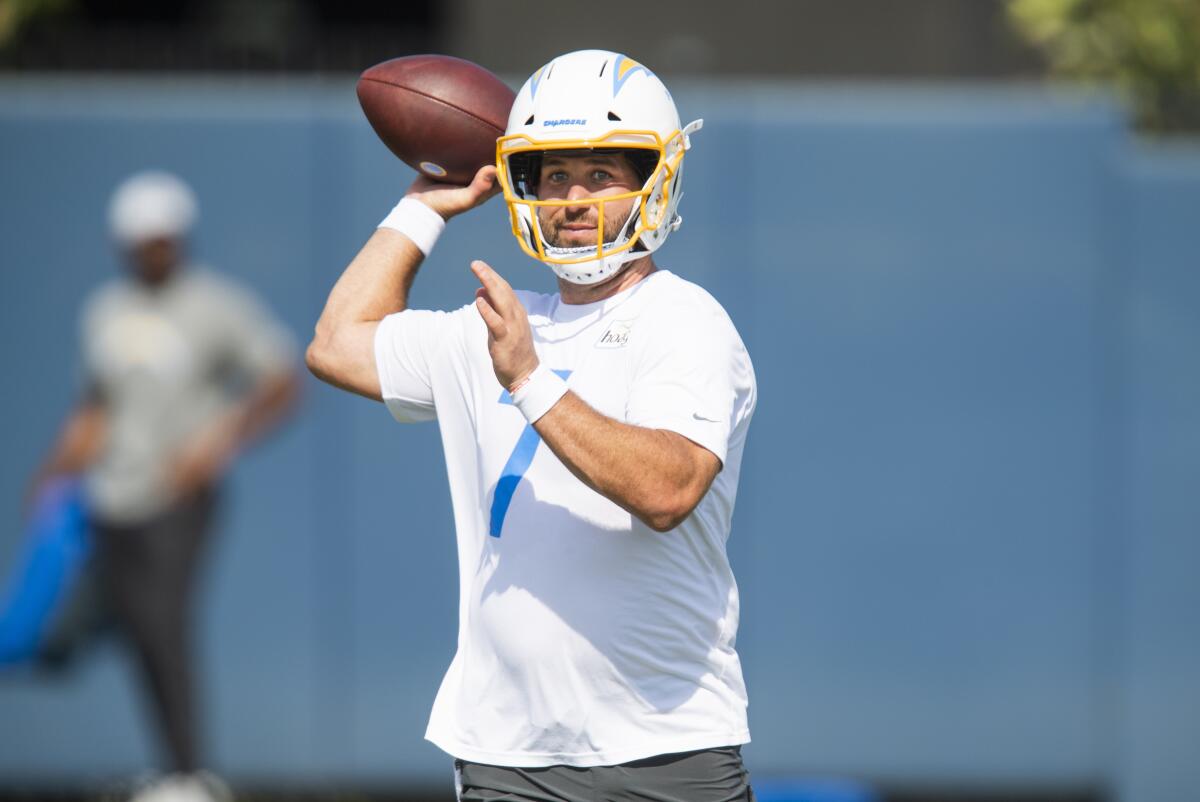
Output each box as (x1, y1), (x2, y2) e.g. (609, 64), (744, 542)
(544, 247), (641, 286)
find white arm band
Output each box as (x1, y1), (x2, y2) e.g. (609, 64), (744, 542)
(378, 197), (446, 256)
(512, 364), (569, 424)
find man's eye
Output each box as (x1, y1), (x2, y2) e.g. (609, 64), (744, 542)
(591, 170), (612, 182)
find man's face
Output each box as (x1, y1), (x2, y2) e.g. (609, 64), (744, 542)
(126, 236), (182, 286)
(535, 150), (642, 249)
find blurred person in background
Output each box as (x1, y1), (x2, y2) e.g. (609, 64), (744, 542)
(24, 170), (301, 802)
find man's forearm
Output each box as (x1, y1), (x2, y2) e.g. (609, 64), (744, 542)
(468, 258), (720, 531)
(307, 229), (425, 399)
(314, 228), (424, 337)
(27, 402), (107, 507)
(43, 403), (106, 475)
(534, 392), (719, 532)
(166, 369), (301, 496)
(308, 167), (500, 399)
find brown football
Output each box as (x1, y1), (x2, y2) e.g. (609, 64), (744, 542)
(357, 55), (516, 186)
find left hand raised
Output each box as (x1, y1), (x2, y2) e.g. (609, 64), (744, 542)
(471, 260), (539, 392)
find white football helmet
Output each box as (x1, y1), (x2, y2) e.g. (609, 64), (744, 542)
(497, 50), (703, 285)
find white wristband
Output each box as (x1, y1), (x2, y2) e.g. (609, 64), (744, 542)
(511, 364), (569, 423)
(378, 197), (445, 256)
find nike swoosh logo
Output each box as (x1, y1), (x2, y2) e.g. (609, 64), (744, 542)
(692, 412), (720, 423)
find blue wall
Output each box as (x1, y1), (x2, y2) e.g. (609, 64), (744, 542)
(1114, 146), (1200, 802)
(0, 77), (1196, 802)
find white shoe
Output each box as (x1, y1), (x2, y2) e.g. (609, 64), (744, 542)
(127, 771), (232, 802)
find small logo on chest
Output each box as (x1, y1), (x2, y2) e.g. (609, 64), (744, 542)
(596, 319), (635, 349)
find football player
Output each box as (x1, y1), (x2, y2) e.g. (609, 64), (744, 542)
(309, 50), (756, 802)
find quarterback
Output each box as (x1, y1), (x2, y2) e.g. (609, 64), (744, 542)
(308, 50), (757, 801)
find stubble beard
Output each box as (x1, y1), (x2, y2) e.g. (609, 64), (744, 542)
(539, 203), (637, 249)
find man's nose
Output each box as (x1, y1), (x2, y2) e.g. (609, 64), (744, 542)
(564, 183), (591, 211)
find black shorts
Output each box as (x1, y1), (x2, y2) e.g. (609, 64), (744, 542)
(455, 745), (754, 802)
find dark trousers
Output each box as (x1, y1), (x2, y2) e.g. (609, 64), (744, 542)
(456, 745), (754, 802)
(92, 487), (219, 773)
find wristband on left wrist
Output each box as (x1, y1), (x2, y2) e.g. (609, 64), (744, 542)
(511, 364), (568, 423)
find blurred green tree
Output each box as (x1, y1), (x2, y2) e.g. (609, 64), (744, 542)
(0, 0), (73, 49)
(1009, 0), (1200, 133)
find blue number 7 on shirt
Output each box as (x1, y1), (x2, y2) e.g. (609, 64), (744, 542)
(489, 369), (572, 538)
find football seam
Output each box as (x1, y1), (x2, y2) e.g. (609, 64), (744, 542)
(361, 77), (509, 134)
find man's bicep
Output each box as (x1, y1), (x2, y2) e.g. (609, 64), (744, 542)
(371, 310), (455, 422)
(628, 325), (736, 466)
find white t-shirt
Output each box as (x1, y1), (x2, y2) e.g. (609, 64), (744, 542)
(374, 269), (756, 768)
(81, 268), (296, 522)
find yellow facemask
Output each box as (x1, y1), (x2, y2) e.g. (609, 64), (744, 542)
(496, 128), (688, 272)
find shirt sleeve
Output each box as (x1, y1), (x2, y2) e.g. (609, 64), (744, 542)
(214, 280), (298, 379)
(373, 309), (456, 423)
(625, 301), (742, 466)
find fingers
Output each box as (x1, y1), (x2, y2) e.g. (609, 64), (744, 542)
(474, 290), (506, 338)
(404, 165), (499, 219)
(456, 165), (499, 209)
(469, 257), (537, 391)
(470, 259), (510, 293)
(470, 165), (500, 198)
(470, 260), (516, 316)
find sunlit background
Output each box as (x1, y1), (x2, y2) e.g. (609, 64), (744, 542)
(1, 2), (1198, 802)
